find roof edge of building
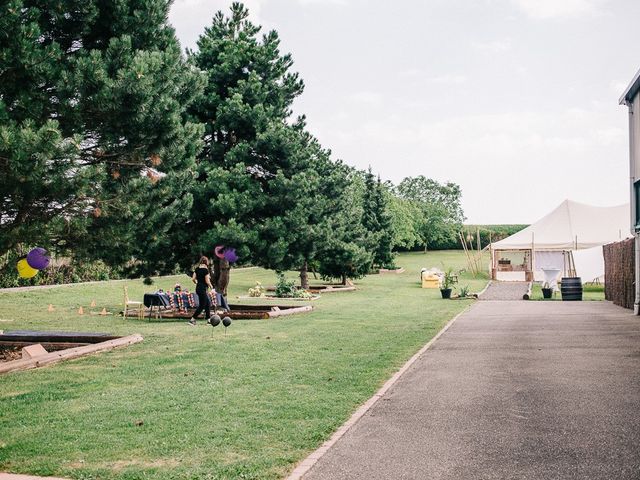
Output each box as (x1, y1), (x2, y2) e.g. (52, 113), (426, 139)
(620, 67), (640, 105)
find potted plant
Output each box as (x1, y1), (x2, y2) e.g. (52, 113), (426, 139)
(440, 268), (458, 299)
(541, 281), (553, 299)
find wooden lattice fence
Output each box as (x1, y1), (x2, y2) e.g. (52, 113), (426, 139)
(603, 238), (635, 310)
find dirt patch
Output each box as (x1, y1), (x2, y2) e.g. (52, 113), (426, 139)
(0, 348), (21, 363)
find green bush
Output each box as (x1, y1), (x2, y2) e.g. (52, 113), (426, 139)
(0, 248), (121, 288)
(274, 274), (311, 298)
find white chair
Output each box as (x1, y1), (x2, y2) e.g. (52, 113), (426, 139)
(123, 285), (144, 320)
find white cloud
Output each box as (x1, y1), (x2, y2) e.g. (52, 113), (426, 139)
(349, 91), (383, 106)
(427, 74), (467, 85)
(398, 68), (423, 78)
(297, 0), (348, 5)
(610, 80), (630, 96)
(509, 0), (605, 19)
(595, 127), (625, 146)
(398, 71), (467, 85)
(308, 106), (628, 223)
(471, 39), (512, 53)
(169, 0), (269, 51)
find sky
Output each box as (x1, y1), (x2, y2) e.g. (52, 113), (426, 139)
(168, 0), (640, 224)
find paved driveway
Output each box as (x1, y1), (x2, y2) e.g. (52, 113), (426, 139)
(304, 301), (640, 480)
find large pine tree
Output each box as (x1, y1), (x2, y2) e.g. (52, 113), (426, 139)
(0, 0), (204, 270)
(188, 3), (335, 292)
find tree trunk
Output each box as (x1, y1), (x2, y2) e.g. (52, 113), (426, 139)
(341, 274), (347, 285)
(300, 261), (309, 290)
(213, 256), (230, 296)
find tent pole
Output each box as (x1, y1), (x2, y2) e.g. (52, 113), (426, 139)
(476, 227), (481, 274)
(531, 232), (535, 282)
(489, 237), (494, 279)
(459, 232), (474, 275)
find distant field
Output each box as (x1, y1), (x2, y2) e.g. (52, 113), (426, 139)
(0, 251), (488, 480)
(461, 224), (529, 248)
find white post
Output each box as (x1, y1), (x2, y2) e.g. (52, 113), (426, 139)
(531, 232), (535, 281)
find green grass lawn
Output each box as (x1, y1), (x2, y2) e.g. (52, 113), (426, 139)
(529, 282), (605, 301)
(0, 251), (487, 480)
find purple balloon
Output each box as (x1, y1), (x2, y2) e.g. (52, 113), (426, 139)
(27, 247), (50, 270)
(223, 248), (238, 263)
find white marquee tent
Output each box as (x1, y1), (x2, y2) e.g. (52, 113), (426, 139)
(490, 200), (630, 283)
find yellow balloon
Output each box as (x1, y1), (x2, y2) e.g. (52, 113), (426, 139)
(17, 258), (38, 278)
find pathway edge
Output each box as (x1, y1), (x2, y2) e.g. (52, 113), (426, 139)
(284, 304), (473, 480)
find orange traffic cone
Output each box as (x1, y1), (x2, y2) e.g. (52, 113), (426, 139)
(100, 308), (107, 316)
(47, 304), (54, 312)
(90, 300), (96, 307)
(78, 306), (84, 315)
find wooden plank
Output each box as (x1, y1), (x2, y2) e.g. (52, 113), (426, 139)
(378, 268), (405, 274)
(0, 341), (90, 350)
(227, 304), (303, 311)
(0, 331), (118, 344)
(307, 286), (356, 293)
(268, 305), (313, 317)
(0, 334), (143, 375)
(125, 304), (312, 320)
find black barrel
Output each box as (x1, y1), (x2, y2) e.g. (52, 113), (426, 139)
(561, 277), (582, 301)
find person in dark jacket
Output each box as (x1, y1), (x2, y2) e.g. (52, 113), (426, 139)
(188, 256), (214, 326)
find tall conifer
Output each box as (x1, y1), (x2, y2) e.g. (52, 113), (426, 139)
(0, 0), (204, 271)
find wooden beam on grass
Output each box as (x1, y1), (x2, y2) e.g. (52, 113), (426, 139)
(0, 334), (143, 375)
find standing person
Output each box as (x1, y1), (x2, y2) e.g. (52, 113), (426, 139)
(188, 256), (214, 326)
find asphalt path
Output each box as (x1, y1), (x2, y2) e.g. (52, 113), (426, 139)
(479, 281), (529, 300)
(304, 301), (640, 480)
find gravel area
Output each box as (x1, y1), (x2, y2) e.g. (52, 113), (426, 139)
(478, 281), (529, 300)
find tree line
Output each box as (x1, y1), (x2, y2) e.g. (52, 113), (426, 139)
(0, 2), (464, 290)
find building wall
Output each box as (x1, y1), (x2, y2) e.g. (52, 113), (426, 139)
(630, 94), (640, 228)
(627, 93), (640, 313)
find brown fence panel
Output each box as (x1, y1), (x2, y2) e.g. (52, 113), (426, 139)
(603, 238), (635, 309)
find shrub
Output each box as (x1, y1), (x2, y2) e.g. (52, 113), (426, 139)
(274, 274), (311, 298)
(248, 281), (265, 297)
(441, 267), (459, 290)
(0, 248), (122, 288)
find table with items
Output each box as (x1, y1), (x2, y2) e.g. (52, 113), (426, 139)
(142, 290), (228, 319)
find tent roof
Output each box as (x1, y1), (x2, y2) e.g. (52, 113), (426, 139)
(492, 199), (631, 251)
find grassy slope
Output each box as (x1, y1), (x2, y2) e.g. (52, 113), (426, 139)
(0, 251), (487, 480)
